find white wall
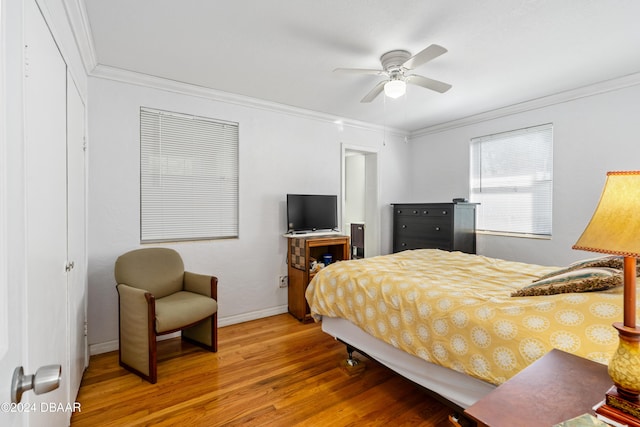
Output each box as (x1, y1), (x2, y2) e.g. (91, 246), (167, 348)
(87, 76), (411, 352)
(409, 84), (640, 267)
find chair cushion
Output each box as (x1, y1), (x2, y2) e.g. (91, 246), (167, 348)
(115, 248), (184, 298)
(155, 291), (218, 333)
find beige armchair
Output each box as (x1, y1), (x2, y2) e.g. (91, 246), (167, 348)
(115, 247), (218, 383)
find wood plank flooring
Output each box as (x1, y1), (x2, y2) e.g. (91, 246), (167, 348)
(72, 314), (453, 426)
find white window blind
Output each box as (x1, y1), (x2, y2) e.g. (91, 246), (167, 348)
(140, 108), (239, 242)
(470, 123), (553, 237)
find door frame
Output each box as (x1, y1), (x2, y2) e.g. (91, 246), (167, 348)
(1, 0), (28, 424)
(341, 143), (380, 258)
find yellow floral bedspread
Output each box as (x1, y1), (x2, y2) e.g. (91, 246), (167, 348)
(306, 249), (622, 385)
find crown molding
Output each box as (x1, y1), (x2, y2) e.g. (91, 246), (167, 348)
(411, 71), (640, 138)
(61, 2), (640, 140)
(89, 64), (409, 138)
(64, 1), (407, 137)
(61, 0), (98, 73)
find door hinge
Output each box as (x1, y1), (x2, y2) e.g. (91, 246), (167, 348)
(84, 321), (88, 337)
(82, 136), (87, 152)
(24, 44), (30, 78)
(65, 261), (75, 272)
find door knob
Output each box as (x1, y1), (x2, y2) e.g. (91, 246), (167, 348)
(11, 365), (61, 404)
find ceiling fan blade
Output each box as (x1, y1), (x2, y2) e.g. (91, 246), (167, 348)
(361, 81), (387, 103)
(402, 44), (447, 70)
(333, 67), (386, 76)
(406, 74), (452, 93)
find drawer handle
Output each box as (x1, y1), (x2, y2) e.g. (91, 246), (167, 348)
(401, 243), (407, 247)
(397, 210), (402, 214)
(442, 210), (448, 215)
(412, 210), (418, 214)
(402, 225), (407, 229)
(434, 226), (441, 231)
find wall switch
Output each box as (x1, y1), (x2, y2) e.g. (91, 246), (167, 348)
(278, 275), (288, 288)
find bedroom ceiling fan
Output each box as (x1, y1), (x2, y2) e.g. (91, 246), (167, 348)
(334, 44), (452, 103)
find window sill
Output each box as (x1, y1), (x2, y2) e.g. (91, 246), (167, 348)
(476, 230), (552, 240)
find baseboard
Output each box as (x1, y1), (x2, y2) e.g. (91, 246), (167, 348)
(89, 340), (119, 355)
(218, 305), (288, 328)
(89, 305), (289, 355)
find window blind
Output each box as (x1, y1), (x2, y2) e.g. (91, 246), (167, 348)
(470, 123), (553, 236)
(140, 107), (239, 242)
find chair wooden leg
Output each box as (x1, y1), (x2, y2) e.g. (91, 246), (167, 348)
(212, 312), (218, 352)
(146, 294), (157, 383)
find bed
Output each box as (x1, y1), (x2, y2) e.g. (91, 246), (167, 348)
(305, 249), (625, 409)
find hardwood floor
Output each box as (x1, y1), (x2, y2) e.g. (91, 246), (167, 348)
(72, 314), (453, 426)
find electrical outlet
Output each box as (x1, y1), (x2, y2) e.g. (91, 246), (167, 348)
(278, 275), (288, 288)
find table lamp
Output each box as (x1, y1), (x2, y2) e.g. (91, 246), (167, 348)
(573, 171), (640, 423)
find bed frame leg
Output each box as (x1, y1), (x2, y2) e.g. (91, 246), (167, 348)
(346, 345), (360, 367)
(340, 344), (366, 376)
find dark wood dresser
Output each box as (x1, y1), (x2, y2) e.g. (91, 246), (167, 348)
(392, 203), (477, 254)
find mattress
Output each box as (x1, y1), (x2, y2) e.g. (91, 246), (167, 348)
(306, 249), (622, 386)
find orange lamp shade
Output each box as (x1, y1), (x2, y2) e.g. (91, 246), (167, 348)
(572, 171), (640, 257)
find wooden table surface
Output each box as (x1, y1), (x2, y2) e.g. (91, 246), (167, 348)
(465, 349), (613, 427)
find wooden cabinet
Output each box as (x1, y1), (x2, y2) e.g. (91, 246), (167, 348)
(287, 235), (350, 322)
(392, 203), (477, 254)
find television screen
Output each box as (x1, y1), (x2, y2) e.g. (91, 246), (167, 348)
(287, 194), (338, 233)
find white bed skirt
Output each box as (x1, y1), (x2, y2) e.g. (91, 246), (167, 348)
(321, 316), (495, 409)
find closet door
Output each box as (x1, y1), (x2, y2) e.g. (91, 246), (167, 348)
(24, 0), (69, 424)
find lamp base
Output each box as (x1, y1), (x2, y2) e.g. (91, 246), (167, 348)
(609, 323), (640, 399)
(600, 323), (640, 426)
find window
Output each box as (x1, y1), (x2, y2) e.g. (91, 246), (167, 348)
(470, 123), (553, 237)
(140, 108), (239, 242)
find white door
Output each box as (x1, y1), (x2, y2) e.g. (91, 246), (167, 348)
(22, 1), (72, 425)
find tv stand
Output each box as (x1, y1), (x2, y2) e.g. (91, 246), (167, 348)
(285, 230), (341, 238)
(287, 234), (350, 322)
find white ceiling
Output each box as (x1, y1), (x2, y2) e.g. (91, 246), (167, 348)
(81, 0), (640, 133)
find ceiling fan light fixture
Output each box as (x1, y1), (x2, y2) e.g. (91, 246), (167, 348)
(384, 79), (406, 98)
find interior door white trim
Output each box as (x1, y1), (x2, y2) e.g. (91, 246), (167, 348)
(0, 0), (8, 361)
(341, 143), (380, 258)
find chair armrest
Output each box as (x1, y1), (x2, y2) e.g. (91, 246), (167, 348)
(116, 283), (155, 323)
(184, 271), (218, 300)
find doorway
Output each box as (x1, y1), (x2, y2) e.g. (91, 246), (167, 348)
(341, 144), (380, 258)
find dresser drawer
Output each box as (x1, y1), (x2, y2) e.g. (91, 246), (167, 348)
(419, 206), (451, 217)
(394, 206), (423, 216)
(394, 218), (452, 238)
(395, 205), (452, 217)
(395, 237), (453, 252)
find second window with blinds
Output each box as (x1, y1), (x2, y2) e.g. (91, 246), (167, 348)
(470, 123), (553, 238)
(140, 107), (239, 243)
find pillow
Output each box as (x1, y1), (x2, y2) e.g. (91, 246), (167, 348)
(535, 256), (624, 281)
(511, 267), (622, 297)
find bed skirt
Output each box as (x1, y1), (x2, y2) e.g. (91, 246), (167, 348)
(321, 316), (495, 409)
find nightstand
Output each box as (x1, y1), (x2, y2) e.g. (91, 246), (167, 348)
(465, 349), (613, 427)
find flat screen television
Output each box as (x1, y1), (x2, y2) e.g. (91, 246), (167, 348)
(286, 194), (338, 233)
